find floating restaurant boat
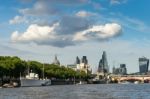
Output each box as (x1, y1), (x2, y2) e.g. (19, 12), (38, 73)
(20, 64), (51, 87)
(20, 71), (51, 87)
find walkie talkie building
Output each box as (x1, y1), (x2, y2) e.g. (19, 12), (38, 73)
(139, 57), (149, 74)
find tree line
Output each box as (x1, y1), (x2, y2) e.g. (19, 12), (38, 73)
(0, 56), (88, 80)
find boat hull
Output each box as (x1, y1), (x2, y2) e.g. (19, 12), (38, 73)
(20, 79), (51, 87)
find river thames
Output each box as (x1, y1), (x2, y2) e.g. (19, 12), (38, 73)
(0, 84), (150, 99)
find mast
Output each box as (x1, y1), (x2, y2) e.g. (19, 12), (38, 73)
(43, 63), (45, 80)
(27, 62), (30, 75)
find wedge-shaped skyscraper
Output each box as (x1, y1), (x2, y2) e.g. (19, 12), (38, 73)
(98, 51), (109, 73)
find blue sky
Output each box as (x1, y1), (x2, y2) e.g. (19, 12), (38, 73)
(0, 0), (150, 73)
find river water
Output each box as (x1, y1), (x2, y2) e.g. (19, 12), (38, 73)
(0, 84), (150, 99)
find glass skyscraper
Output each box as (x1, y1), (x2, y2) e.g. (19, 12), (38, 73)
(139, 57), (149, 74)
(98, 51), (109, 73)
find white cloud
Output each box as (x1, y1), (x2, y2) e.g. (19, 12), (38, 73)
(19, 1), (59, 16)
(73, 23), (122, 41)
(11, 22), (122, 47)
(18, 0), (91, 17)
(76, 10), (96, 18)
(110, 0), (127, 5)
(9, 16), (28, 24)
(11, 23), (59, 42)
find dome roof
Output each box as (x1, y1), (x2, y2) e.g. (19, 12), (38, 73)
(53, 55), (60, 65)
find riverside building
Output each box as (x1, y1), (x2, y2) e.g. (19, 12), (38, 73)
(67, 56), (92, 74)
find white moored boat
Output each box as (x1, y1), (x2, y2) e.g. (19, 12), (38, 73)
(20, 71), (51, 87)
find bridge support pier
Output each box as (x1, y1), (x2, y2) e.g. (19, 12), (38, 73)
(141, 77), (144, 83)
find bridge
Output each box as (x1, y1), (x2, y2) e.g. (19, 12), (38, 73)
(110, 75), (150, 83)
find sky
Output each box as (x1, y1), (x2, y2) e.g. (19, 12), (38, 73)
(0, 0), (150, 73)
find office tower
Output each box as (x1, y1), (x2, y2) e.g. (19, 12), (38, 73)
(75, 56), (91, 74)
(76, 56), (81, 70)
(81, 56), (88, 64)
(76, 56), (80, 64)
(80, 56), (88, 69)
(112, 64), (127, 75)
(98, 51), (109, 73)
(139, 57), (149, 74)
(120, 64), (127, 75)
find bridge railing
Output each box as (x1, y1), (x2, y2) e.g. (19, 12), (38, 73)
(110, 75), (150, 77)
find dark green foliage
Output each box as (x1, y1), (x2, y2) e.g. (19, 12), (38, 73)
(0, 56), (87, 79)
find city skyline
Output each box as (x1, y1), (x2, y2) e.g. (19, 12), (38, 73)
(0, 0), (150, 73)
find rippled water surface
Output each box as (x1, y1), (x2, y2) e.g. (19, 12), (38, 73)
(1, 84), (150, 99)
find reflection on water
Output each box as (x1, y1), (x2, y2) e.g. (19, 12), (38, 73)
(0, 84), (150, 99)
